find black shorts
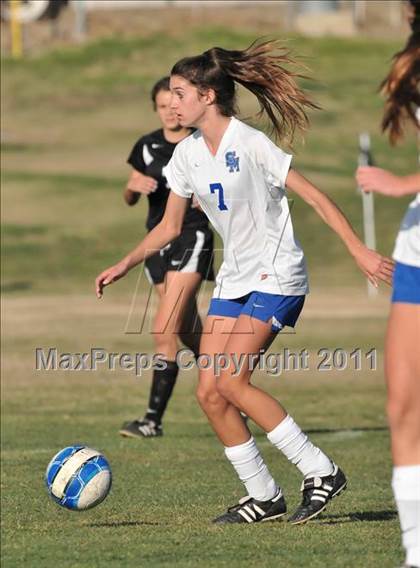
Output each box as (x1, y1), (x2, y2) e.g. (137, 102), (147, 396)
(144, 228), (215, 285)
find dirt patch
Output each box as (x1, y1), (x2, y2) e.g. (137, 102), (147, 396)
(2, 288), (389, 341)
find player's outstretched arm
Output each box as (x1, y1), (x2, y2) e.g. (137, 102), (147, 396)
(95, 191), (188, 298)
(286, 168), (395, 288)
(356, 166), (420, 197)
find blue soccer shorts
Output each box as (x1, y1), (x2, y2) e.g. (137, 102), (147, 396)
(208, 291), (305, 333)
(391, 262), (420, 304)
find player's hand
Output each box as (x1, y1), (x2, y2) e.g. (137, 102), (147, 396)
(95, 261), (129, 299)
(127, 171), (158, 195)
(356, 166), (402, 197)
(352, 245), (395, 287)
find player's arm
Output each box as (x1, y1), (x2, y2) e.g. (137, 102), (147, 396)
(123, 168), (158, 206)
(356, 167), (420, 197)
(96, 191), (188, 298)
(285, 168), (394, 287)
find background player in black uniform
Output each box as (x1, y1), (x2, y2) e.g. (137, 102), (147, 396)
(119, 77), (214, 439)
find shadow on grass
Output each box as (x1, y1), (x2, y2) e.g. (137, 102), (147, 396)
(251, 426), (388, 440)
(177, 426), (389, 440)
(88, 520), (161, 528)
(304, 426), (388, 435)
(317, 510), (397, 525)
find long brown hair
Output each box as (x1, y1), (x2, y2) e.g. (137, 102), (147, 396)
(380, 0), (420, 144)
(171, 39), (319, 143)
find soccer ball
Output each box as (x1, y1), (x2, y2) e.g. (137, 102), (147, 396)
(45, 445), (112, 510)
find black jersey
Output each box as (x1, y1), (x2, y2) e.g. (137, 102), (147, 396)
(127, 129), (209, 231)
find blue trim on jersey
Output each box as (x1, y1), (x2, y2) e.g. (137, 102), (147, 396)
(208, 292), (305, 333)
(392, 262), (420, 304)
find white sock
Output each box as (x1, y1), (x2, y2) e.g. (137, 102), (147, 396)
(267, 415), (334, 479)
(392, 465), (420, 568)
(224, 437), (279, 502)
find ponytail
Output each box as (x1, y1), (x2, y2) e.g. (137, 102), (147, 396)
(380, 1), (420, 144)
(171, 39), (319, 143)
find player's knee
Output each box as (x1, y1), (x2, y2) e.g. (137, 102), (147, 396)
(153, 332), (177, 354)
(196, 384), (224, 412)
(387, 393), (420, 433)
(215, 376), (240, 405)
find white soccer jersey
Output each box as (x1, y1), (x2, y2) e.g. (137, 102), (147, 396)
(166, 117), (309, 299)
(392, 193), (420, 267)
(392, 109), (420, 267)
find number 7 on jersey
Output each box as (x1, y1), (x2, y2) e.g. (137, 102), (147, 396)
(209, 183), (228, 211)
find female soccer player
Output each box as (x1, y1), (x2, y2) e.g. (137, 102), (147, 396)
(357, 2), (419, 564)
(96, 41), (393, 524)
(119, 77), (214, 439)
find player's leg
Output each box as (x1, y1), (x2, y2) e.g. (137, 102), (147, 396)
(386, 302), (420, 568)
(197, 314), (250, 444)
(197, 314), (286, 523)
(141, 271), (203, 434)
(152, 271), (202, 357)
(214, 312), (345, 524)
(178, 297), (202, 358)
(386, 304), (420, 465)
(119, 253), (167, 439)
(120, 257), (202, 438)
(142, 226), (212, 428)
(216, 314), (286, 430)
(174, 227), (214, 358)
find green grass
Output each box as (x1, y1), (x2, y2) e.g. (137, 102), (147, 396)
(2, 293), (398, 568)
(1, 27), (412, 567)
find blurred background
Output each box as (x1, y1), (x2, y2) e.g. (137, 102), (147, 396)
(2, 0), (416, 297)
(0, 0), (413, 51)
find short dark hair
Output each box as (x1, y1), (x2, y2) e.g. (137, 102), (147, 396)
(151, 76), (170, 110)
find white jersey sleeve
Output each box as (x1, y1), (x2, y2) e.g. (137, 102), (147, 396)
(165, 143), (193, 199)
(253, 133), (293, 190)
(392, 109), (420, 267)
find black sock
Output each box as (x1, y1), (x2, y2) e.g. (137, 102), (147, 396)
(181, 341), (200, 361)
(145, 360), (179, 425)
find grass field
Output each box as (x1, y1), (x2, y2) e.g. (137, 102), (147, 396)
(1, 25), (416, 567)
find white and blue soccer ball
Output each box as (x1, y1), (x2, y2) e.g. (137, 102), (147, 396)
(45, 445), (112, 510)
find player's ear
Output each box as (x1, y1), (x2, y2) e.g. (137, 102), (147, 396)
(199, 88), (216, 106)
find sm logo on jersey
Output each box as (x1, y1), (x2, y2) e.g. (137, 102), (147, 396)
(225, 151), (240, 173)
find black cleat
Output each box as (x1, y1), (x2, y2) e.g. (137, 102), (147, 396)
(213, 490), (287, 525)
(288, 465), (347, 525)
(119, 418), (163, 439)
